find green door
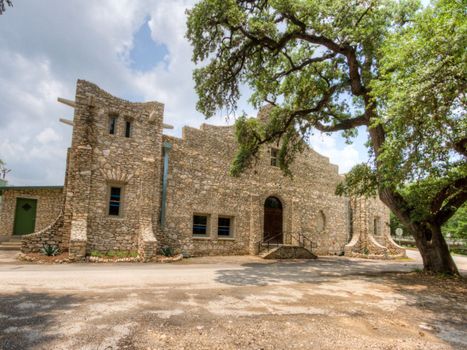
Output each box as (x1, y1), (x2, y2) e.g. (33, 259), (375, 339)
(13, 198), (37, 235)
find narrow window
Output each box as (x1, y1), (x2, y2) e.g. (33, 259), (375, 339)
(108, 115), (117, 135)
(124, 120), (132, 138)
(193, 215), (208, 236)
(316, 210), (326, 232)
(108, 186), (122, 216)
(270, 148), (279, 167)
(218, 217), (232, 237)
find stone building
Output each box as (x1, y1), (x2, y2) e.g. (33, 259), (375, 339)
(0, 80), (404, 260)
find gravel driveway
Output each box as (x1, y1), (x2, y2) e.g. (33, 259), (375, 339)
(0, 251), (466, 350)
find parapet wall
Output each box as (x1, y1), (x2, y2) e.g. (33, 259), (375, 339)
(160, 122), (350, 257)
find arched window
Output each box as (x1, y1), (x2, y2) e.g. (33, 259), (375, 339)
(316, 210), (326, 232)
(264, 196), (282, 209)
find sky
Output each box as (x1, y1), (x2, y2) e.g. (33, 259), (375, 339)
(0, 0), (367, 186)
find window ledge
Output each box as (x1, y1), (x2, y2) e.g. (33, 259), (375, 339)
(106, 216), (125, 220)
(217, 237), (235, 241)
(192, 236), (211, 240)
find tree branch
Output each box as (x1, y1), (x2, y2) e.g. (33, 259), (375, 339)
(431, 176), (467, 215)
(434, 187), (467, 225)
(275, 52), (336, 79)
(313, 114), (368, 132)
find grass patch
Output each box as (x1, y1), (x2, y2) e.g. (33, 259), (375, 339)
(89, 250), (138, 258)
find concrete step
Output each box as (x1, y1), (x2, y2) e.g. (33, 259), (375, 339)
(260, 245), (317, 259)
(1, 241), (21, 245)
(0, 244), (21, 251)
(0, 236), (22, 251)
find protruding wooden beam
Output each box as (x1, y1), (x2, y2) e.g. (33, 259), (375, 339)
(163, 123), (174, 129)
(59, 118), (74, 126)
(57, 97), (76, 108)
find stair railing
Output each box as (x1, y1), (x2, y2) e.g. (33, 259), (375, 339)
(256, 232), (316, 255)
(257, 232), (284, 254)
(288, 231), (315, 252)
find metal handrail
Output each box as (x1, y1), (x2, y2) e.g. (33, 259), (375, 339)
(258, 232), (284, 254)
(289, 231), (315, 252)
(257, 231), (315, 254)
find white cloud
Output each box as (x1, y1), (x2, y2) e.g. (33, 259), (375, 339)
(36, 128), (62, 144)
(309, 133), (362, 174)
(0, 0), (365, 185)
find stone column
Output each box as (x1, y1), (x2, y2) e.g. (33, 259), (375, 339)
(68, 144), (93, 261)
(248, 194), (261, 255)
(138, 157), (158, 261)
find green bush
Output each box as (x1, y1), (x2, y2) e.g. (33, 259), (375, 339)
(41, 244), (60, 256)
(88, 250), (139, 259)
(89, 250), (104, 257)
(161, 246), (173, 257)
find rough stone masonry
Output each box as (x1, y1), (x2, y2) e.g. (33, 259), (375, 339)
(0, 80), (404, 260)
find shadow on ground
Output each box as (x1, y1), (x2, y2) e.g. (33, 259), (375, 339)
(214, 257), (415, 286)
(0, 292), (82, 350)
(214, 257), (467, 348)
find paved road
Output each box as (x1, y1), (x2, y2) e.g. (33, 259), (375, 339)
(0, 253), (420, 292)
(0, 251), (466, 349)
(1, 249), (465, 292)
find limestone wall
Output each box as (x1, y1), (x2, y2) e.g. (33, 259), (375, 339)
(345, 197), (405, 258)
(0, 187), (63, 237)
(14, 80), (397, 260)
(160, 123), (350, 257)
(66, 80), (164, 256)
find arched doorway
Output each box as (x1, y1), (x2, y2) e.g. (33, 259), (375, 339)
(263, 196), (283, 243)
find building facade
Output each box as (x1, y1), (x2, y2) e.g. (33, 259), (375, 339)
(0, 80), (404, 260)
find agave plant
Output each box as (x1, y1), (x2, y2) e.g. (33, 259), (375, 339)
(41, 244), (60, 256)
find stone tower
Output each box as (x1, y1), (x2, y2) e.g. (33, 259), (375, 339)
(22, 80), (165, 261)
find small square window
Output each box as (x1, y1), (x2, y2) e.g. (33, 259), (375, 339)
(218, 217), (232, 237)
(270, 148), (279, 167)
(109, 115), (118, 135)
(193, 215), (209, 236)
(108, 186), (122, 216)
(124, 120), (132, 138)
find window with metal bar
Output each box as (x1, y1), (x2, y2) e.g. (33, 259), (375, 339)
(270, 148), (279, 167)
(109, 115), (117, 135)
(218, 217), (232, 237)
(124, 120), (132, 138)
(108, 186), (122, 216)
(193, 215), (209, 236)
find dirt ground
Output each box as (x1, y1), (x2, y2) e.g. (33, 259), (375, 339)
(0, 251), (466, 350)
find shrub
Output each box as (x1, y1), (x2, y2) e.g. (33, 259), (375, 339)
(161, 246), (173, 257)
(41, 244), (60, 256)
(90, 250), (104, 257)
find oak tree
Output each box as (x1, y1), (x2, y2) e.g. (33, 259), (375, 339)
(186, 0), (466, 274)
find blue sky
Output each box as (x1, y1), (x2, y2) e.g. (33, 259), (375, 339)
(0, 0), (367, 186)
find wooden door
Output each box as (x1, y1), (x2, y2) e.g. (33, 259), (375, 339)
(13, 198), (37, 235)
(263, 197), (283, 243)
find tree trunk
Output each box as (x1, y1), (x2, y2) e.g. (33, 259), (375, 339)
(412, 223), (459, 275)
(377, 187), (460, 275)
